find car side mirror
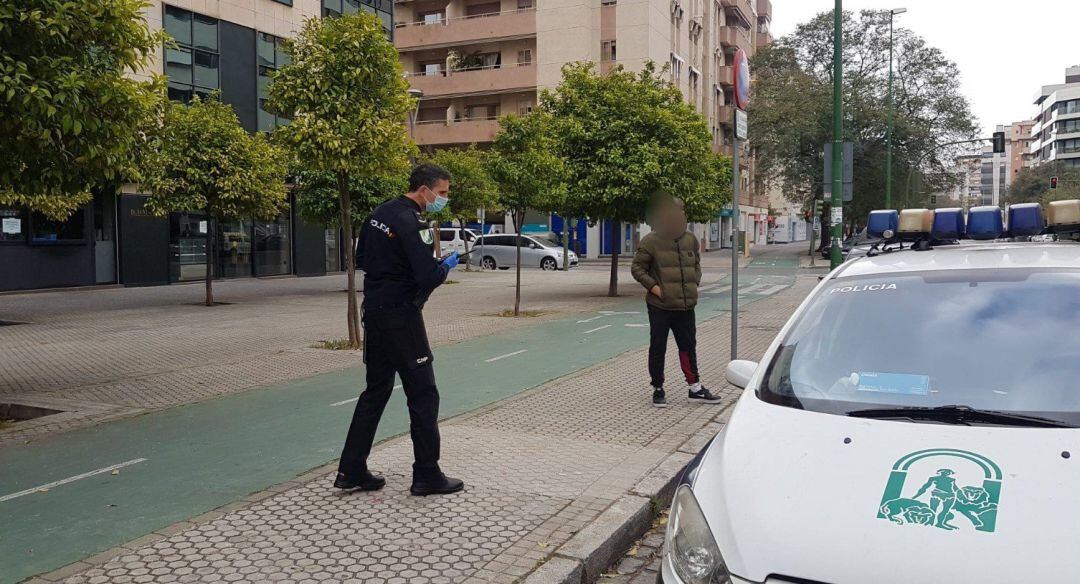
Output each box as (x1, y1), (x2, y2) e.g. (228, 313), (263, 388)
(725, 359), (758, 389)
(529, 243), (538, 249)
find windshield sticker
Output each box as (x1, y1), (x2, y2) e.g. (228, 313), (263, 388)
(855, 372), (930, 396)
(877, 448), (1001, 533)
(829, 283), (897, 294)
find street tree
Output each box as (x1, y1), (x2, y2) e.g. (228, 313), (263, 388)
(749, 10), (978, 230)
(1006, 162), (1080, 206)
(426, 146), (499, 270)
(266, 12), (415, 349)
(142, 96), (288, 306)
(541, 62), (730, 296)
(487, 112), (566, 315)
(293, 166), (408, 240)
(0, 0), (165, 219)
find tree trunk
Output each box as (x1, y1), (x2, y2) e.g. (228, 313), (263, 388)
(338, 171), (361, 349)
(607, 220), (619, 297)
(561, 216), (569, 271)
(513, 210), (523, 316)
(431, 220), (441, 258)
(461, 218), (472, 272)
(205, 215), (214, 306)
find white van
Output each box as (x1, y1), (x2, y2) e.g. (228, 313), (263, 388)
(437, 228), (479, 256)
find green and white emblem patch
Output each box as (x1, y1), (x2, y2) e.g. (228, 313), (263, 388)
(877, 448), (1001, 533)
(420, 228), (434, 245)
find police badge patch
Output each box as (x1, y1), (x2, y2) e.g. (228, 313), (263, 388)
(420, 228), (435, 245)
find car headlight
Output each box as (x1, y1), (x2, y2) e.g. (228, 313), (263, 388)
(666, 485), (731, 584)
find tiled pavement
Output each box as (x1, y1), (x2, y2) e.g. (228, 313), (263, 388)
(38, 266), (818, 584)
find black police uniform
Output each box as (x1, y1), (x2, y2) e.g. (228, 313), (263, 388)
(338, 196), (450, 483)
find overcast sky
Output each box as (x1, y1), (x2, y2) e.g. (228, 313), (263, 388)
(771, 0), (1080, 135)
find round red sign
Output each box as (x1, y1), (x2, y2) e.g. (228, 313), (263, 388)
(732, 48), (750, 110)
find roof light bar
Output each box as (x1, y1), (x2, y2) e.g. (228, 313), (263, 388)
(1047, 200), (1080, 233)
(866, 210), (899, 239)
(897, 209), (933, 241)
(931, 208), (965, 241)
(1006, 203), (1044, 237)
(967, 206), (1004, 240)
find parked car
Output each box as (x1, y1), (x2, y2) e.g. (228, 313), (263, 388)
(470, 233), (578, 270)
(438, 227), (479, 256)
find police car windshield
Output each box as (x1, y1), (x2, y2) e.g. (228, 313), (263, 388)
(759, 269), (1080, 427)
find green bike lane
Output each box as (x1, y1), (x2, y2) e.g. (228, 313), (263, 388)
(1, 260), (797, 583)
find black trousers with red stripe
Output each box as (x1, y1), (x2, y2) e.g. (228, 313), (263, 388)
(647, 305), (699, 389)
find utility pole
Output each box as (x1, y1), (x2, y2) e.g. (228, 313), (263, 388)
(830, 0), (844, 269)
(885, 8), (906, 209)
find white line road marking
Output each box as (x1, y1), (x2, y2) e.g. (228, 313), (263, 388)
(624, 324), (648, 328)
(576, 315), (605, 323)
(0, 459), (148, 503)
(598, 311), (640, 315)
(485, 349), (528, 363)
(757, 284), (788, 296)
(331, 385), (402, 406)
(584, 325), (612, 334)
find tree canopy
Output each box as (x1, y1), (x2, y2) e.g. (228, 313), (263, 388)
(141, 96), (288, 305)
(0, 0), (165, 219)
(1005, 162), (1080, 206)
(293, 167), (407, 229)
(425, 146), (499, 227)
(749, 10), (979, 222)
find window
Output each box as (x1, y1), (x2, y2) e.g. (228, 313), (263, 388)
(464, 103), (499, 120)
(518, 0), (534, 8)
(419, 10), (445, 24)
(164, 6), (218, 102)
(439, 229), (456, 242)
(670, 53), (683, 84)
(517, 100), (534, 116)
(689, 68), (700, 104)
(272, 0), (293, 4)
(465, 2), (500, 16)
(601, 0), (617, 5)
(1061, 138), (1080, 155)
(30, 210), (86, 243)
(1, 208), (25, 243)
(601, 40), (616, 62)
(420, 61), (444, 76)
(1055, 98), (1080, 116)
(323, 0), (394, 36)
(518, 49), (533, 65)
(257, 32), (291, 132)
(417, 106), (446, 122)
(1059, 119), (1080, 134)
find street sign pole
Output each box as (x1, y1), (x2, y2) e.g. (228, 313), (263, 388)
(830, 0), (844, 270)
(730, 48), (750, 361)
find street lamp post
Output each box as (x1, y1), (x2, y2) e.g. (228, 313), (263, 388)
(885, 7), (906, 210)
(407, 88), (424, 164)
(829, 0), (844, 269)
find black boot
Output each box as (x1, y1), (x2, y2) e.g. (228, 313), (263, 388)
(410, 471), (464, 496)
(333, 470), (386, 491)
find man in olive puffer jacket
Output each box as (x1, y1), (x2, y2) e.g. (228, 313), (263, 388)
(631, 195), (722, 407)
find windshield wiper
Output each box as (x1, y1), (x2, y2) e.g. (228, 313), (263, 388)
(847, 405), (1075, 428)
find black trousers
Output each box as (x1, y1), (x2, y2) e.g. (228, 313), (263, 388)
(647, 305), (699, 389)
(338, 304), (441, 480)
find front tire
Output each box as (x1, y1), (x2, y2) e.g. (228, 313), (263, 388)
(482, 256), (497, 270)
(541, 257), (558, 271)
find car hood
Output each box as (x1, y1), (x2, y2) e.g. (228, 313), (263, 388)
(695, 392), (1080, 583)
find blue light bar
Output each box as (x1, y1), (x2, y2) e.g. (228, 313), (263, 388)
(866, 210), (899, 239)
(967, 206), (1004, 240)
(931, 208), (965, 240)
(1007, 203), (1044, 237)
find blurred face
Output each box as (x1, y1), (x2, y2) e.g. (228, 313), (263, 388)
(650, 198), (687, 237)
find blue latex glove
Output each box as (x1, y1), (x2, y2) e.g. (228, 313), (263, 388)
(441, 251), (460, 270)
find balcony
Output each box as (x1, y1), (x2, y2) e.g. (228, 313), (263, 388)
(407, 64), (537, 98)
(715, 65), (734, 87)
(396, 9), (537, 51)
(720, 0), (754, 26)
(717, 105), (734, 125)
(413, 118), (500, 145)
(755, 29), (773, 48)
(756, 0), (771, 19)
(716, 26), (753, 52)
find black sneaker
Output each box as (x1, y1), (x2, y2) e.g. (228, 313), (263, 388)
(410, 472), (465, 496)
(688, 386), (722, 404)
(334, 470), (386, 491)
(652, 388), (669, 408)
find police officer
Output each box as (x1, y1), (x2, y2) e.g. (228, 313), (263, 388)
(335, 163), (464, 496)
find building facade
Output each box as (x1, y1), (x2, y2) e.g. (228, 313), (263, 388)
(1, 0), (395, 292)
(979, 133), (1008, 207)
(1008, 119), (1035, 182)
(1030, 65), (1080, 170)
(394, 0), (772, 256)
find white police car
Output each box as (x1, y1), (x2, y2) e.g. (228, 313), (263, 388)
(661, 201), (1080, 583)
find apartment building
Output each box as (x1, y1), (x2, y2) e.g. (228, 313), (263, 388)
(1030, 65), (1080, 169)
(2, 0), (396, 292)
(980, 131), (1008, 207)
(950, 154), (983, 211)
(394, 0), (773, 255)
(1008, 119), (1035, 181)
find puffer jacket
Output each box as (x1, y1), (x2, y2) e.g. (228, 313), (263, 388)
(631, 231), (702, 311)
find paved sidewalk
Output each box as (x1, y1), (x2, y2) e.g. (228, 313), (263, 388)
(38, 267), (816, 584)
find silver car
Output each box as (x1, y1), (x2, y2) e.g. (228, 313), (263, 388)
(471, 233), (578, 271)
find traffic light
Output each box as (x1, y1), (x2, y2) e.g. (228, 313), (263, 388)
(1051, 176), (1059, 189)
(992, 131), (1006, 154)
(930, 195), (937, 206)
